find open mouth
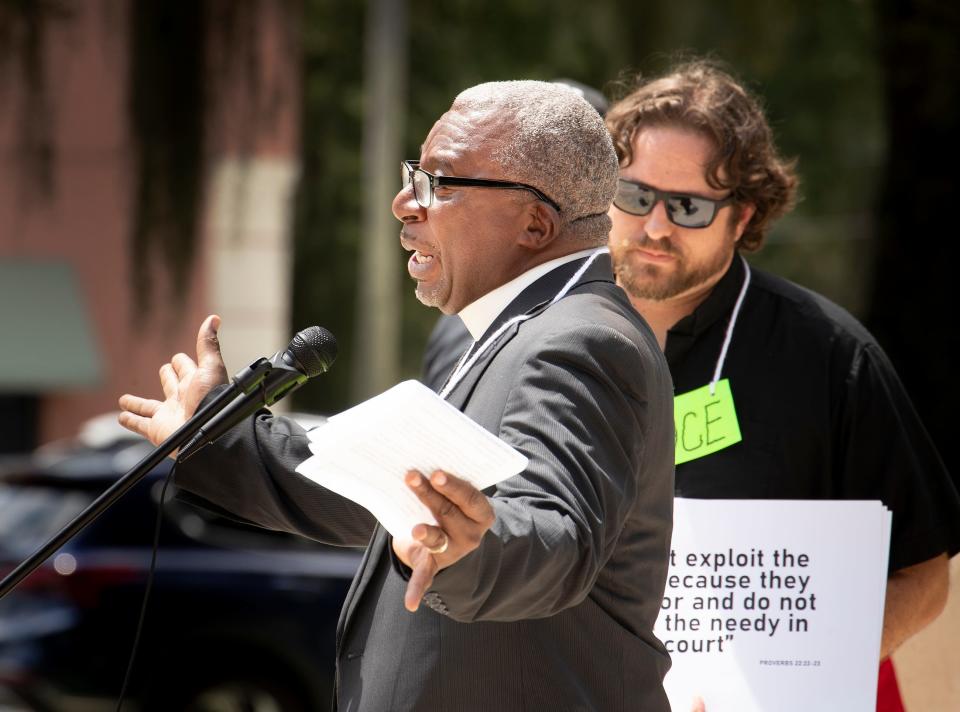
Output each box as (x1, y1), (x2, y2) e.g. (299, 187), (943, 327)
(400, 230), (440, 280)
(407, 248), (440, 280)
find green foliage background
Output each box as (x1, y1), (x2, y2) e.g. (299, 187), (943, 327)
(292, 0), (885, 414)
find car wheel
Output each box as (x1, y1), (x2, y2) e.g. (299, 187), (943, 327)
(182, 676), (305, 712)
(155, 669), (312, 712)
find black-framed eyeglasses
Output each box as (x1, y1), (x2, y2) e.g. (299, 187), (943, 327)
(613, 178), (734, 229)
(401, 160), (561, 213)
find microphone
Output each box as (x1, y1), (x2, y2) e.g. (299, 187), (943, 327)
(178, 326), (338, 461)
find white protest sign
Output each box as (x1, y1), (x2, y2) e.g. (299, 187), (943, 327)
(657, 498), (891, 712)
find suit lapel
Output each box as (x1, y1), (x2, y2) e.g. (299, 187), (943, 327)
(444, 318), (522, 411)
(444, 252), (614, 410)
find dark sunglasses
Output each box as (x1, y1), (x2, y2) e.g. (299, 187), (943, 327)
(613, 178), (734, 229)
(401, 160), (561, 213)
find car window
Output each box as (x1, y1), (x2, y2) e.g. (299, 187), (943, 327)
(0, 484), (93, 557)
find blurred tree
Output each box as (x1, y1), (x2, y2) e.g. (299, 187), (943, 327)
(0, 0), (73, 201)
(293, 0), (887, 414)
(351, 0), (407, 402)
(129, 0), (292, 315)
(867, 0), (960, 480)
(128, 1), (207, 314)
(293, 0), (367, 410)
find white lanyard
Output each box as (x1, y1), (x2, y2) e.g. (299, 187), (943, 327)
(708, 254), (752, 395)
(439, 248), (609, 400)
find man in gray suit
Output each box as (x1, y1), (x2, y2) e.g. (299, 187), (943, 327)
(119, 81), (675, 711)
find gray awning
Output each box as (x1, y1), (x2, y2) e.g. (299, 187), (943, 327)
(0, 260), (102, 392)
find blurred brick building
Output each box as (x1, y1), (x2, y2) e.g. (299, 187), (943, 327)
(0, 0), (300, 452)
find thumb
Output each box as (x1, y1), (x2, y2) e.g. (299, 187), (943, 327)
(196, 314), (224, 369)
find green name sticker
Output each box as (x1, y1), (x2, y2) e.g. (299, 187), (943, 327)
(674, 378), (742, 465)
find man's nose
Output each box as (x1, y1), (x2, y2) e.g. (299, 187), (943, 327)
(392, 184), (426, 223)
(643, 200), (673, 240)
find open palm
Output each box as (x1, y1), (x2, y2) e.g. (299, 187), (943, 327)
(118, 315), (229, 447)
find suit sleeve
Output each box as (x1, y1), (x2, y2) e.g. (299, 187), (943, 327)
(427, 321), (671, 621)
(174, 386), (378, 548)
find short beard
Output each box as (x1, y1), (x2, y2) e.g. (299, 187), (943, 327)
(414, 277), (450, 310)
(614, 236), (733, 302)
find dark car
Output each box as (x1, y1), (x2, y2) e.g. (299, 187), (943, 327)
(0, 416), (362, 712)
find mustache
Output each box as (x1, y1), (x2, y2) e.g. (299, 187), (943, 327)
(631, 234), (679, 256)
(399, 228), (436, 254)
(400, 228), (423, 243)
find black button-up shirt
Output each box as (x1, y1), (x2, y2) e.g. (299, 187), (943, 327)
(667, 256), (960, 571)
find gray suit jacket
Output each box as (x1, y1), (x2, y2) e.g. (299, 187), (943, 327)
(176, 254), (675, 711)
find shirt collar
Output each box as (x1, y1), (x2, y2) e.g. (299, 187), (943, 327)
(458, 248), (599, 340)
(667, 254), (746, 340)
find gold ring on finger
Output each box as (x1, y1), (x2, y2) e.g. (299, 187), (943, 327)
(426, 532), (449, 555)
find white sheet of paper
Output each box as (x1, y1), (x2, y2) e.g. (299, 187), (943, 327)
(658, 498), (891, 712)
(295, 380), (528, 538)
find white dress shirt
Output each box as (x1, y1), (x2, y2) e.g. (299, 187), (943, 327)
(457, 248), (599, 341)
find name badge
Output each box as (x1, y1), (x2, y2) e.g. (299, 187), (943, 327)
(673, 378), (742, 464)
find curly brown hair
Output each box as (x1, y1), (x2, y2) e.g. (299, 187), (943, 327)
(605, 60), (798, 251)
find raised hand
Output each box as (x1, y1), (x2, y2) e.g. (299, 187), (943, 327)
(118, 314), (229, 447)
(392, 469), (496, 612)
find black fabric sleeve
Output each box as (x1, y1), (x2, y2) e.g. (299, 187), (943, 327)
(838, 343), (960, 571)
(174, 385), (377, 548)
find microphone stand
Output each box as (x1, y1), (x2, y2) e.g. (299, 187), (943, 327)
(0, 357), (275, 600)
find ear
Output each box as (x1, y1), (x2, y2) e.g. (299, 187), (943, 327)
(516, 201), (561, 251)
(732, 202), (756, 243)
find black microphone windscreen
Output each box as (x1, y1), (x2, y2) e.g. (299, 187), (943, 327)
(289, 326), (338, 376)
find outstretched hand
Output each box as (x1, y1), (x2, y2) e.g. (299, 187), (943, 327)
(118, 314), (229, 447)
(392, 470), (496, 612)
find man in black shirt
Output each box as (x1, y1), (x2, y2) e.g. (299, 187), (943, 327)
(603, 60), (960, 671)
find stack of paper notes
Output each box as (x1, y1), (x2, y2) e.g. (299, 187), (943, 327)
(658, 498), (892, 712)
(295, 380), (528, 539)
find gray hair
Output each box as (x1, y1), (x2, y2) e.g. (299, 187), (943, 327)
(452, 81), (619, 244)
